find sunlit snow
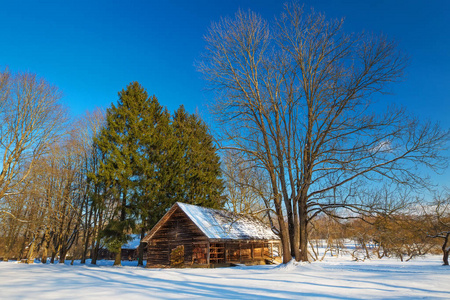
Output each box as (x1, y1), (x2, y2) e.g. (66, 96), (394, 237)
(177, 202), (279, 240)
(1, 255), (449, 299)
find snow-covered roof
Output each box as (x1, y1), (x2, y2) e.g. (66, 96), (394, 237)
(176, 202), (279, 241)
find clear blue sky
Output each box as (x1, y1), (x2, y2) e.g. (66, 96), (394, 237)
(1, 0), (449, 183)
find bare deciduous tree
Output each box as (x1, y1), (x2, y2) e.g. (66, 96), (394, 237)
(72, 108), (108, 264)
(222, 150), (272, 217)
(0, 69), (67, 219)
(422, 194), (450, 265)
(198, 3), (448, 262)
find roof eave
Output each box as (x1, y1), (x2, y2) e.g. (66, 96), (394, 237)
(208, 238), (281, 243)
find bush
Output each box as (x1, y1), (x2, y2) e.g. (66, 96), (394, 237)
(170, 245), (184, 268)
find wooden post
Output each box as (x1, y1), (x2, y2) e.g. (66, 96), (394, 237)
(251, 243), (254, 260)
(206, 242), (210, 266)
(224, 243), (227, 263)
(168, 241), (171, 266)
(239, 241), (242, 263)
(269, 242), (273, 259)
(256, 243), (260, 258)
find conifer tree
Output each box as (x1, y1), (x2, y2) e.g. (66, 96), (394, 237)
(169, 105), (224, 208)
(133, 94), (171, 266)
(96, 82), (164, 266)
(96, 83), (224, 266)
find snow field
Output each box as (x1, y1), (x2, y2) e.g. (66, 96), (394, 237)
(0, 256), (449, 299)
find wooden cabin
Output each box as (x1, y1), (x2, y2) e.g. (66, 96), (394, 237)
(142, 202), (281, 268)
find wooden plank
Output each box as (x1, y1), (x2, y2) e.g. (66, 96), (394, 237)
(206, 242), (210, 266)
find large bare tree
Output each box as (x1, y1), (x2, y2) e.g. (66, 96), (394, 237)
(72, 108), (109, 264)
(0, 69), (67, 220)
(198, 3), (448, 262)
(422, 193), (450, 265)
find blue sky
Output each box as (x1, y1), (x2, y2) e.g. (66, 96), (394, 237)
(1, 0), (449, 183)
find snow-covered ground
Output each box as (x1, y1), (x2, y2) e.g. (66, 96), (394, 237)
(1, 256), (449, 299)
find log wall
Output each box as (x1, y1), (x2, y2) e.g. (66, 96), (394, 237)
(146, 207), (208, 267)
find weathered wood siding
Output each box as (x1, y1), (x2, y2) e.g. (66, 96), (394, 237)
(146, 207), (208, 267)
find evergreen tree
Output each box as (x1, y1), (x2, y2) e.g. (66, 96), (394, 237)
(169, 105), (224, 208)
(95, 82), (165, 266)
(133, 94), (171, 266)
(141, 105), (225, 232)
(96, 83), (224, 266)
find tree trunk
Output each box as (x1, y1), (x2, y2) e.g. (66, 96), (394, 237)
(41, 246), (48, 264)
(442, 233), (449, 266)
(60, 248), (67, 263)
(298, 197), (309, 262)
(41, 235), (49, 264)
(91, 206), (103, 265)
(138, 228), (145, 266)
(292, 198), (301, 261)
(113, 189), (126, 267)
(363, 242), (371, 259)
(91, 240), (100, 264)
(40, 229), (52, 264)
(50, 250), (56, 264)
(80, 217), (90, 264)
(81, 182), (94, 264)
(19, 228), (31, 260)
(114, 250), (121, 266)
(284, 198), (296, 258)
(27, 239), (36, 264)
(273, 195), (291, 263)
(52, 243), (61, 263)
(81, 234), (89, 264)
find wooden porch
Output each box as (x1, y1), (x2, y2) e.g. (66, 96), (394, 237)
(192, 241), (280, 266)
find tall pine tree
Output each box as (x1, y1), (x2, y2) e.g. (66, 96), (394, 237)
(133, 95), (171, 266)
(169, 105), (224, 208)
(96, 82), (168, 266)
(140, 105), (225, 236)
(96, 83), (224, 266)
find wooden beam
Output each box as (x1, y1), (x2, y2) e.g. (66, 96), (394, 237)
(239, 241), (241, 263)
(270, 242), (273, 258)
(206, 242), (210, 266)
(224, 243), (227, 263)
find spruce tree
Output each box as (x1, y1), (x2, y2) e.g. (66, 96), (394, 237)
(141, 105), (225, 230)
(169, 105), (224, 208)
(96, 82), (166, 266)
(96, 83), (224, 266)
(133, 95), (171, 266)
